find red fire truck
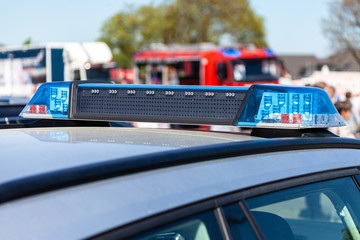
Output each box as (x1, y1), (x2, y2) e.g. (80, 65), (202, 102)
(133, 43), (280, 86)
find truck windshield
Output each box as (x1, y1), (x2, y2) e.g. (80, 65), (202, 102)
(86, 67), (112, 81)
(232, 58), (279, 82)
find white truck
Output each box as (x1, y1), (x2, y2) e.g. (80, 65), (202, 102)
(0, 42), (116, 98)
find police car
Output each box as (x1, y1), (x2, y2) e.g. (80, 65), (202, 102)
(1, 81), (360, 240)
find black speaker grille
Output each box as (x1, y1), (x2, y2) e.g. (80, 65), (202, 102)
(73, 87), (247, 125)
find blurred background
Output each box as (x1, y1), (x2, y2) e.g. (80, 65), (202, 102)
(1, 0), (353, 85)
(2, 0), (360, 137)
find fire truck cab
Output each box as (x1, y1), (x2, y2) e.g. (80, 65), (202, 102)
(133, 43), (280, 86)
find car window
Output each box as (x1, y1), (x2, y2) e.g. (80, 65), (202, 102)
(222, 203), (257, 240)
(128, 211), (223, 240)
(353, 175), (360, 188)
(246, 177), (360, 240)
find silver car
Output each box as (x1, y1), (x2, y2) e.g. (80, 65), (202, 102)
(1, 82), (359, 240)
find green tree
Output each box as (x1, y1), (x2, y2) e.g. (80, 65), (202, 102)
(99, 5), (167, 66)
(168, 0), (266, 46)
(323, 0), (360, 66)
(23, 37), (32, 45)
(99, 0), (266, 67)
(99, 11), (139, 67)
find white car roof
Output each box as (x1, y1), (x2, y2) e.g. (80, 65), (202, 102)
(1, 145), (360, 239)
(0, 126), (257, 184)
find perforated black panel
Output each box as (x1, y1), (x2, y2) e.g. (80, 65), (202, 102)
(73, 87), (247, 125)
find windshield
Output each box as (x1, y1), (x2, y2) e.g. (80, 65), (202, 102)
(232, 58), (279, 82)
(86, 67), (111, 81)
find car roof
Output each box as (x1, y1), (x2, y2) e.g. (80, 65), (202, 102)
(2, 125), (360, 205)
(2, 140), (360, 239)
(0, 126), (258, 184)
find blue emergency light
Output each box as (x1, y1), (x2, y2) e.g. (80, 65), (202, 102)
(20, 81), (345, 129)
(219, 49), (242, 58)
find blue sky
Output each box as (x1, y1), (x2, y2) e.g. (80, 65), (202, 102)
(251, 0), (333, 58)
(0, 0), (333, 58)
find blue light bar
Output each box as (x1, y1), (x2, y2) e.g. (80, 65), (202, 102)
(20, 82), (71, 119)
(219, 48), (241, 58)
(237, 84), (345, 128)
(264, 48), (275, 57)
(20, 81), (345, 129)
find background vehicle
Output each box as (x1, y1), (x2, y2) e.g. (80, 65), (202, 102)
(0, 42), (116, 98)
(133, 43), (280, 86)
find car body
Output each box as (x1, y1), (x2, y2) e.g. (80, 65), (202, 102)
(1, 82), (360, 239)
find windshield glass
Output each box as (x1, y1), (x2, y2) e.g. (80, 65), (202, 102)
(86, 67), (111, 80)
(232, 58), (279, 82)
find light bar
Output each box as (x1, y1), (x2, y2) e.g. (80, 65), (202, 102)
(20, 81), (345, 129)
(20, 82), (71, 119)
(237, 85), (345, 128)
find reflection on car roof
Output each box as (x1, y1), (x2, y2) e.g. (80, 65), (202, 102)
(0, 127), (257, 184)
